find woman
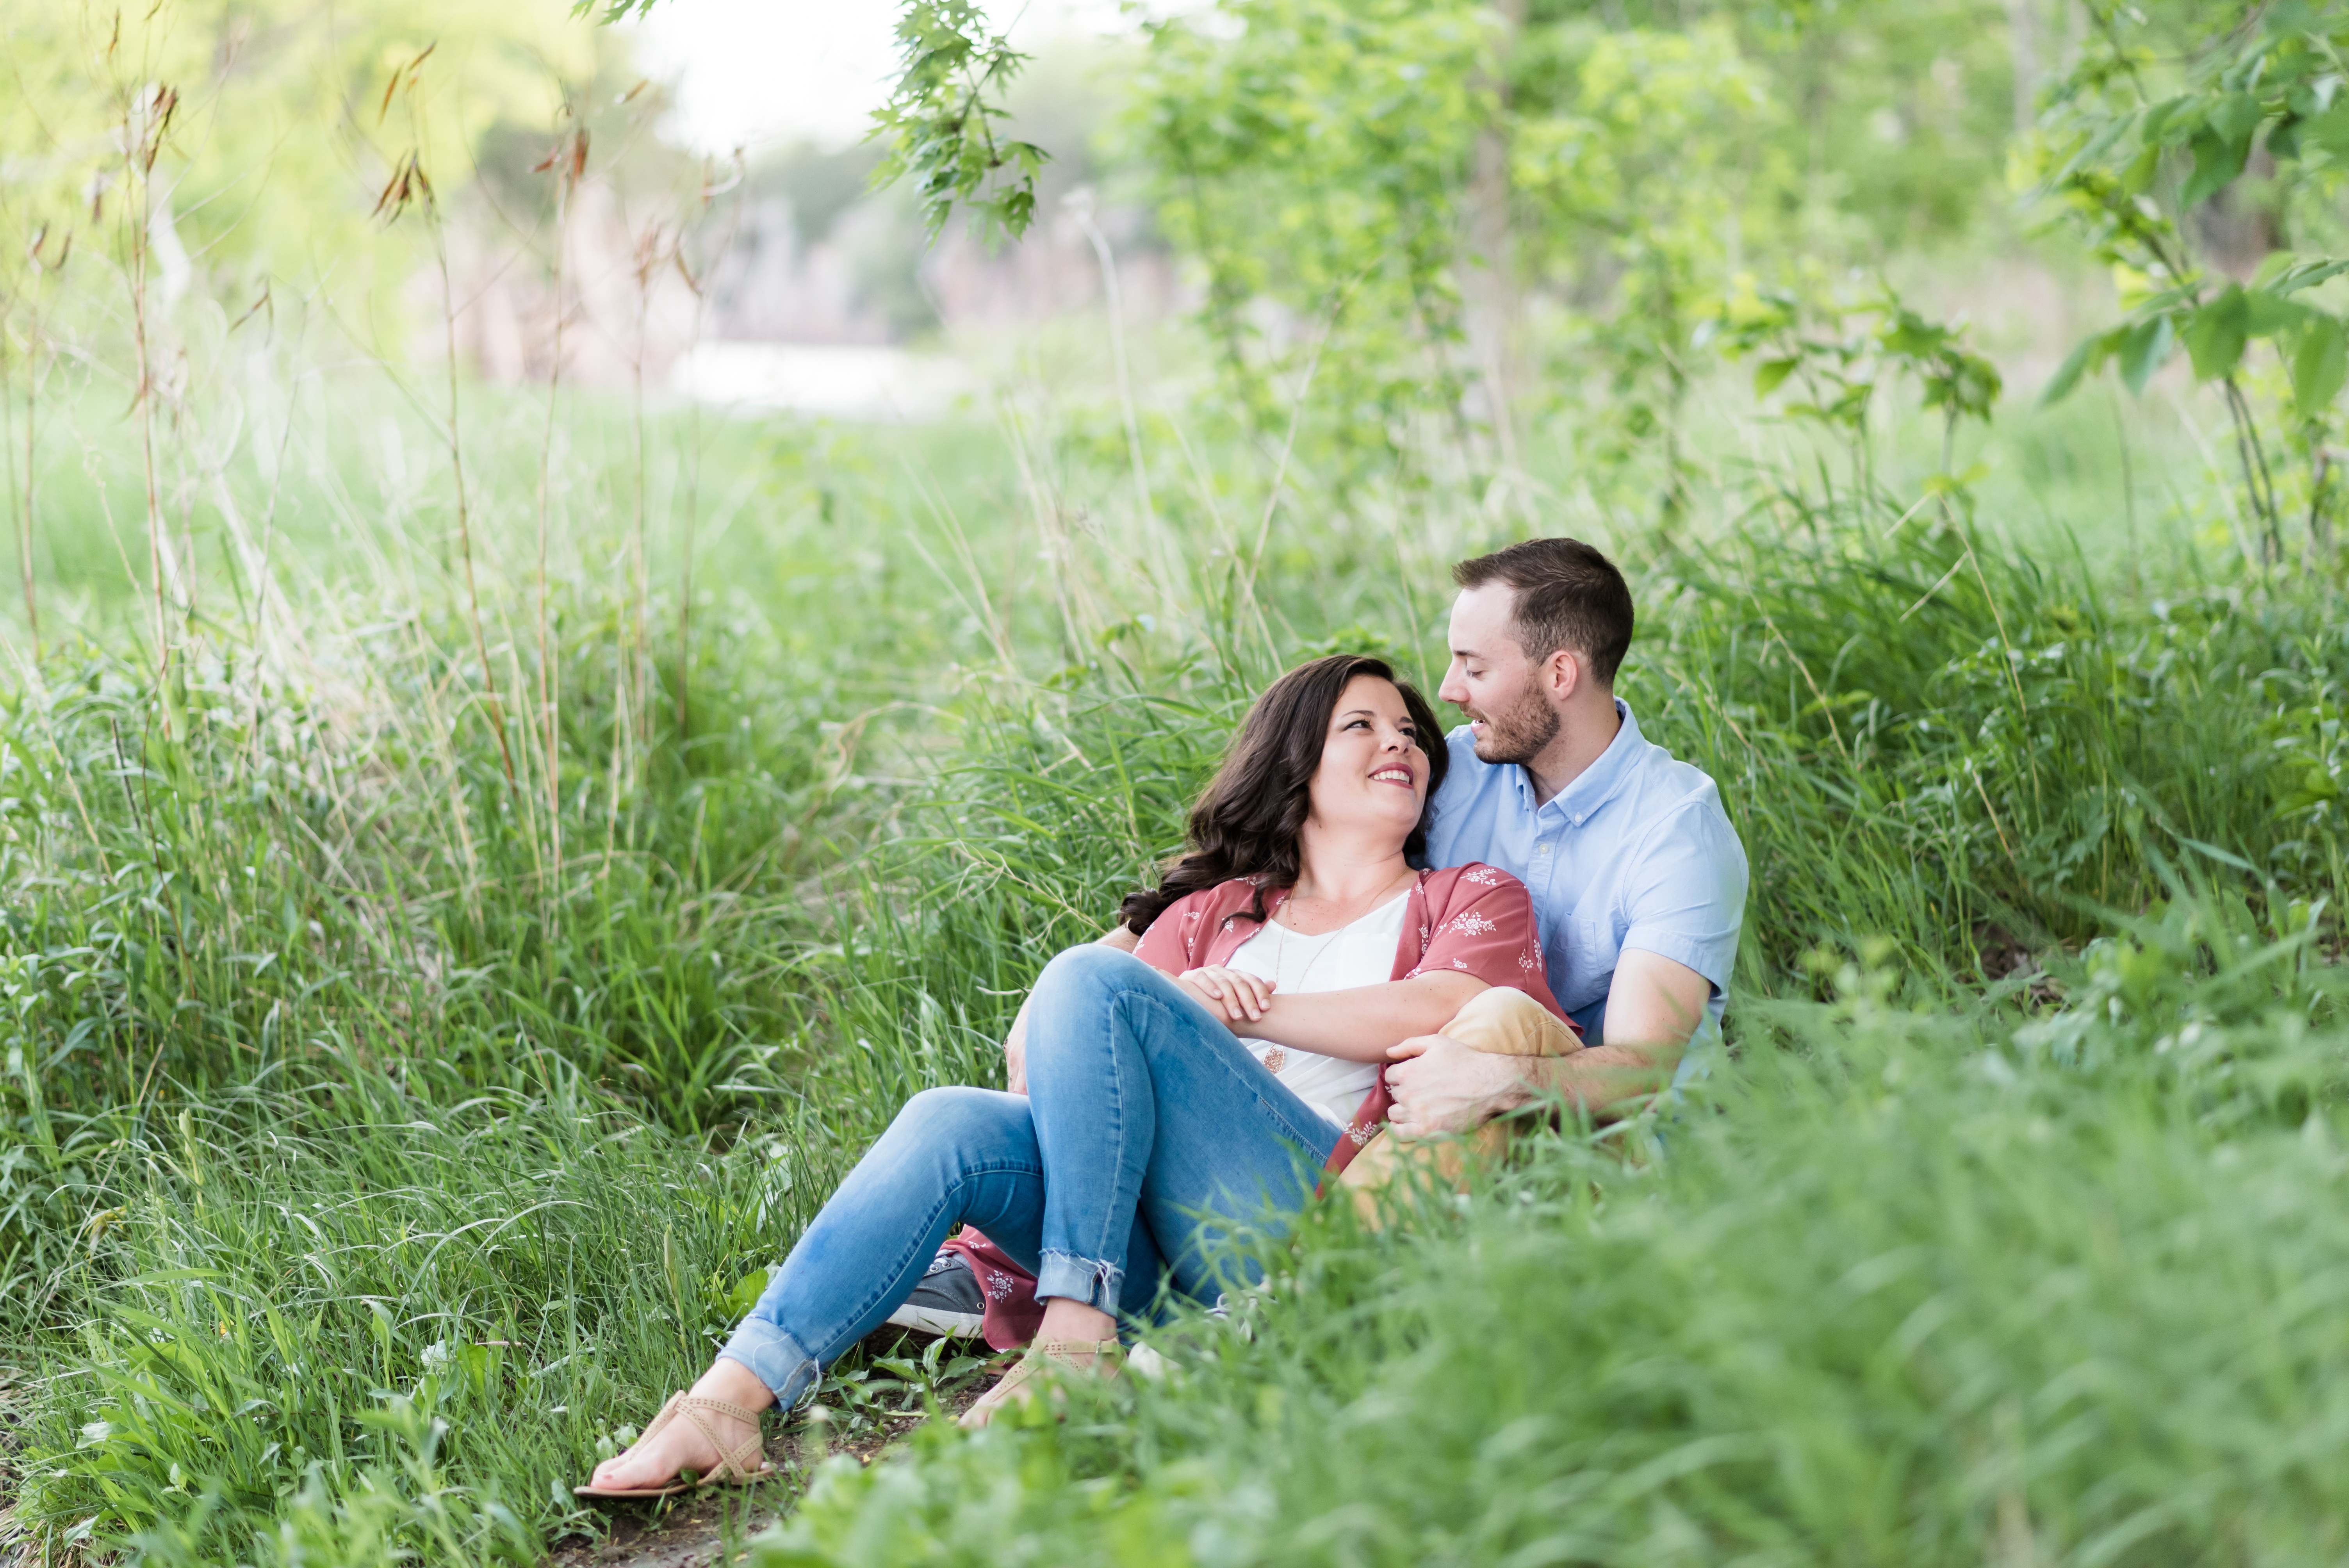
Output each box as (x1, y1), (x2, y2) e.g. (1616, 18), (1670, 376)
(581, 654), (1566, 1496)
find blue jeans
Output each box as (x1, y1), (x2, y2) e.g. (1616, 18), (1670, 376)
(718, 945), (1344, 1404)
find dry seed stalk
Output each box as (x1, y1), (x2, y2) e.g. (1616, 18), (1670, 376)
(534, 121), (589, 885)
(124, 83), (180, 717)
(376, 54), (519, 794)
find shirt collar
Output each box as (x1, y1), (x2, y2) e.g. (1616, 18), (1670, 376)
(1513, 697), (1644, 822)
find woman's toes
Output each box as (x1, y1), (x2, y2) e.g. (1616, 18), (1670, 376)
(589, 1411), (752, 1492)
(595, 1450), (647, 1489)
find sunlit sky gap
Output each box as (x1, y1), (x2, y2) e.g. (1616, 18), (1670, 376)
(627, 0), (1135, 154)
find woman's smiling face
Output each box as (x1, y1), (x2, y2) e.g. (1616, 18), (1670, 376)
(1306, 674), (1430, 842)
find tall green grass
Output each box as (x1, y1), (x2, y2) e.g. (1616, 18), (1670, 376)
(762, 900), (2349, 1567)
(734, 416), (2349, 1568)
(2, 348), (2345, 1566)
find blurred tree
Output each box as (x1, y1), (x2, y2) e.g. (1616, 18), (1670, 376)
(2027, 0), (2349, 562)
(1130, 0), (1493, 478)
(0, 0), (595, 314)
(1110, 0), (2020, 506)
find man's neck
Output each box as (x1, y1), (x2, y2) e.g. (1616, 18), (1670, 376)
(1522, 695), (1622, 809)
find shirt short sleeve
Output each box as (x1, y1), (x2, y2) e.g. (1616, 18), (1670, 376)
(1618, 802), (1748, 997)
(1407, 865), (1570, 1023)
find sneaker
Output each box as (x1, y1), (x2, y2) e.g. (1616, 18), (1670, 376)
(883, 1249), (986, 1339)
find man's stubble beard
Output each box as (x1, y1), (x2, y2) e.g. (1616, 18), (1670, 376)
(1464, 682), (1561, 766)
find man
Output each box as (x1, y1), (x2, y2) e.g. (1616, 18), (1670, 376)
(890, 537), (1747, 1338)
(1383, 536), (1747, 1139)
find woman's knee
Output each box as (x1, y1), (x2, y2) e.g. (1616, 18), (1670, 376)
(859, 1086), (1037, 1200)
(1035, 941), (1156, 1007)
(893, 1084), (1021, 1144)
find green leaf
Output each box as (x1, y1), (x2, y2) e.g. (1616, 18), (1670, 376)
(2057, 110), (2142, 180)
(1753, 358), (1799, 397)
(2290, 316), (2347, 418)
(2118, 315), (2175, 396)
(2182, 285), (2249, 380)
(2267, 257), (2349, 297)
(726, 1269), (772, 1318)
(2244, 288), (2309, 337)
(2296, 105), (2349, 158)
(2139, 95), (2194, 143)
(2171, 834), (2256, 874)
(2041, 328), (2118, 405)
(2209, 91), (2263, 143)
(2181, 126), (2253, 208)
(2269, 110), (2305, 162)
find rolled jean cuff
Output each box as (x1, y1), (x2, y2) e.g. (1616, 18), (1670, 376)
(717, 1317), (820, 1409)
(1035, 1249), (1123, 1313)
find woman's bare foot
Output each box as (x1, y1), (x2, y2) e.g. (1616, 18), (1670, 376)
(587, 1358), (775, 1492)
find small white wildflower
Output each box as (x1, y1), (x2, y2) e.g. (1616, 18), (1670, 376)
(420, 1340), (453, 1372)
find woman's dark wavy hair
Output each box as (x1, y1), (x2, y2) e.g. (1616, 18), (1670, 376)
(1119, 654), (1447, 936)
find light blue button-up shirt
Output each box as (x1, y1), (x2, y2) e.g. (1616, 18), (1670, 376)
(1422, 698), (1748, 1044)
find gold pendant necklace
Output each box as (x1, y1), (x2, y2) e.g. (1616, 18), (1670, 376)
(1260, 915), (1337, 1075)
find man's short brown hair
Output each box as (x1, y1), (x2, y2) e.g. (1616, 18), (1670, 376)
(1452, 538), (1635, 686)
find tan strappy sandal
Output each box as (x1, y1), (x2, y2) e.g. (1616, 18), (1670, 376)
(957, 1338), (1121, 1430)
(574, 1390), (777, 1500)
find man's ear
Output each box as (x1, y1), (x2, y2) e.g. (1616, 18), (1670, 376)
(1543, 648), (1580, 704)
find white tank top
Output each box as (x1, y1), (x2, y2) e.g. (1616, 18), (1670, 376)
(1223, 888), (1410, 1129)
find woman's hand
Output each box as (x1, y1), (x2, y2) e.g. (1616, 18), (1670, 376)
(1178, 965), (1275, 1025)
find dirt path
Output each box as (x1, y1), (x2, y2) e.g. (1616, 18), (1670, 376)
(546, 1384), (986, 1567)
(0, 1358), (988, 1568)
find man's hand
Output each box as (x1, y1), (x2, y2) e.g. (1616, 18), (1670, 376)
(1379, 950), (1713, 1134)
(1382, 1033), (1527, 1138)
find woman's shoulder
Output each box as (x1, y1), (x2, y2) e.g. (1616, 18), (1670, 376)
(1192, 877), (1276, 923)
(1149, 877), (1271, 931)
(1134, 876), (1271, 972)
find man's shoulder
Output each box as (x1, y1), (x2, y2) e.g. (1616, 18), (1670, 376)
(1615, 735), (1748, 878)
(1623, 737), (1728, 816)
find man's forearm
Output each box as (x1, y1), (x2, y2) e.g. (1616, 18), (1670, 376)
(1507, 1040), (1680, 1119)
